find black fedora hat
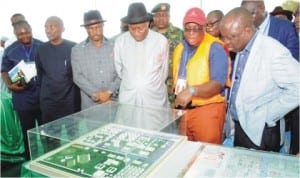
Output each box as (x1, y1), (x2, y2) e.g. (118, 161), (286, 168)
(81, 10), (106, 27)
(121, 2), (152, 24)
(270, 6), (293, 21)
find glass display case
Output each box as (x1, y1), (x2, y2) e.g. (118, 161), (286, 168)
(27, 101), (299, 177)
(27, 101), (187, 177)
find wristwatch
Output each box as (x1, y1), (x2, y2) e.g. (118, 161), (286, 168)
(188, 86), (196, 96)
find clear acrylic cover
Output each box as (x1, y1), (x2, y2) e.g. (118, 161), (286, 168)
(28, 101), (187, 177)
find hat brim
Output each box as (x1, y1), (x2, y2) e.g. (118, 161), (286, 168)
(80, 20), (106, 27)
(121, 13), (152, 24)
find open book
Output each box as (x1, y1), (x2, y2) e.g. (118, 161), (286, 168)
(8, 59), (37, 83)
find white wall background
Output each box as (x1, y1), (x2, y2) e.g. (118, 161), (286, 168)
(1, 0), (286, 43)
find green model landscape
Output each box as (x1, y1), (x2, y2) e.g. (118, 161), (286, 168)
(33, 124), (185, 177)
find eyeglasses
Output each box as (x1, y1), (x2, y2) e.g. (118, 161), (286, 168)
(184, 26), (204, 33)
(206, 19), (221, 28)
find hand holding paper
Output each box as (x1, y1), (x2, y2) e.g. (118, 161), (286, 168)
(8, 60), (37, 83)
(175, 78), (187, 95)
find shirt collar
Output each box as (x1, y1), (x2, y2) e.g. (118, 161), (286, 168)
(84, 36), (109, 46)
(240, 31), (258, 55)
(257, 12), (270, 34)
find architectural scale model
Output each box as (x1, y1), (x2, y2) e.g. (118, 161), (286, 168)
(30, 124), (186, 177)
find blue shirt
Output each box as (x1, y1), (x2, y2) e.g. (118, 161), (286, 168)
(209, 42), (228, 89)
(178, 41), (228, 90)
(230, 32), (258, 120)
(1, 39), (43, 111)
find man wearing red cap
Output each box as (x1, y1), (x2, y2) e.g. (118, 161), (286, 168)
(174, 7), (230, 144)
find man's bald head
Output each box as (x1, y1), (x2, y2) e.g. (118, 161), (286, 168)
(46, 16), (64, 28)
(241, 0), (266, 27)
(241, 0), (264, 5)
(45, 16), (65, 45)
(221, 7), (254, 29)
(220, 7), (256, 52)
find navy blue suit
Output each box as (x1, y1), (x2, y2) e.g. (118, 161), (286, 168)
(268, 16), (299, 60)
(268, 16), (299, 155)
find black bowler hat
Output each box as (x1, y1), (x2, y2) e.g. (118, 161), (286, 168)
(121, 2), (152, 24)
(81, 10), (106, 27)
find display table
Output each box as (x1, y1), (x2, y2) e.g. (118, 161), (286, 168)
(22, 142), (299, 177)
(184, 144), (299, 177)
(25, 101), (299, 177)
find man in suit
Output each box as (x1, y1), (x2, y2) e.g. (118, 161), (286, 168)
(241, 0), (299, 60)
(71, 10), (120, 110)
(241, 0), (299, 154)
(220, 7), (299, 152)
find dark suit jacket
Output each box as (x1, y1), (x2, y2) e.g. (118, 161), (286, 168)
(268, 16), (299, 60)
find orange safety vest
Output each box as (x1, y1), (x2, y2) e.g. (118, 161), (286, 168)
(173, 33), (231, 106)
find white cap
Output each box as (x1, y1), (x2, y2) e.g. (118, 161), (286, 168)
(1, 36), (9, 42)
